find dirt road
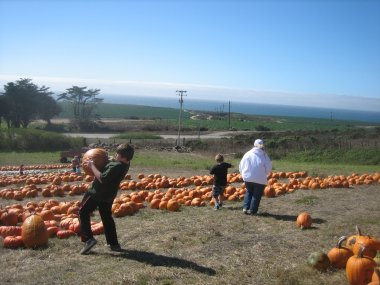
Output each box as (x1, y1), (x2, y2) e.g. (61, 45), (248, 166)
(63, 131), (249, 139)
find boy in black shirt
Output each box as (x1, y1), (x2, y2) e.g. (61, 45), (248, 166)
(79, 143), (134, 254)
(210, 154), (233, 210)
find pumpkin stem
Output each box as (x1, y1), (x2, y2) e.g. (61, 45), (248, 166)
(355, 225), (362, 236)
(337, 236), (347, 248)
(358, 245), (365, 258)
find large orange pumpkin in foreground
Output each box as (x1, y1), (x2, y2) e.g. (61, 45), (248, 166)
(21, 214), (48, 248)
(346, 245), (376, 285)
(82, 148), (109, 176)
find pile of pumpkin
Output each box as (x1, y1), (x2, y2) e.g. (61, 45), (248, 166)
(306, 226), (380, 285)
(0, 164), (69, 172)
(0, 200), (104, 249)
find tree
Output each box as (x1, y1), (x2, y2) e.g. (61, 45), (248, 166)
(0, 95), (9, 127)
(38, 95), (62, 127)
(57, 86), (103, 128)
(1, 78), (61, 128)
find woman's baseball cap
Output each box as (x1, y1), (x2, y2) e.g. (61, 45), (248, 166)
(254, 139), (265, 149)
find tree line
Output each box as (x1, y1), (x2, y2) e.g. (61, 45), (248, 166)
(0, 78), (103, 130)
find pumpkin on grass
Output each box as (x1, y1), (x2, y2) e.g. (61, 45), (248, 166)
(307, 251), (331, 271)
(346, 245), (376, 285)
(3, 235), (23, 249)
(0, 210), (18, 226)
(369, 268), (380, 285)
(328, 236), (353, 269)
(296, 212), (312, 229)
(82, 148), (108, 176)
(347, 225), (379, 258)
(21, 214), (48, 248)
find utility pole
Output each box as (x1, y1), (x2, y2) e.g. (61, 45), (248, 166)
(176, 90), (187, 146)
(228, 100), (231, 129)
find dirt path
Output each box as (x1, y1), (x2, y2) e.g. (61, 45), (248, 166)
(63, 131), (253, 139)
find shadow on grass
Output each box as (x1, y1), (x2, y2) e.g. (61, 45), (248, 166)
(257, 212), (326, 224)
(104, 249), (216, 276)
(226, 206), (326, 224)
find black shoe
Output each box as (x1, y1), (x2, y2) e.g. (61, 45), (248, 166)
(80, 238), (97, 254)
(109, 244), (122, 252)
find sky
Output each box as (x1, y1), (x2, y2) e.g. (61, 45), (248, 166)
(0, 0), (379, 112)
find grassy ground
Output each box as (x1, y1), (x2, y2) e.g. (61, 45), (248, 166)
(1, 151), (379, 176)
(1, 152), (379, 285)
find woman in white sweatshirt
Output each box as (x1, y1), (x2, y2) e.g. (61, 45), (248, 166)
(239, 139), (272, 215)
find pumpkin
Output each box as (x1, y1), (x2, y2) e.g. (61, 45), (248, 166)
(346, 245), (376, 285)
(82, 148), (108, 176)
(352, 235), (379, 259)
(0, 226), (22, 237)
(167, 199), (180, 212)
(328, 236), (353, 269)
(347, 226), (379, 258)
(3, 235), (23, 249)
(369, 268), (380, 284)
(374, 251), (380, 266)
(296, 212), (312, 229)
(47, 226), (59, 237)
(56, 230), (76, 239)
(307, 251), (331, 271)
(149, 198), (161, 209)
(0, 210), (19, 226)
(21, 214), (48, 248)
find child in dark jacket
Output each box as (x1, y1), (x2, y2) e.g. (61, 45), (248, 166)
(79, 143), (134, 254)
(210, 154), (233, 210)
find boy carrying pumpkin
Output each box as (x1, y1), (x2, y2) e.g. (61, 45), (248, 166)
(79, 143), (134, 254)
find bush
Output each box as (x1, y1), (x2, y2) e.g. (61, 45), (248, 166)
(0, 128), (84, 151)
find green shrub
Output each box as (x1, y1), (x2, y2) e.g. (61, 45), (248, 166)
(0, 128), (84, 151)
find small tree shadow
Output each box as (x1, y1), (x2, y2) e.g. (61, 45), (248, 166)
(103, 249), (216, 276)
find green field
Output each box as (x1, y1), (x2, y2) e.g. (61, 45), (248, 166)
(57, 102), (380, 132)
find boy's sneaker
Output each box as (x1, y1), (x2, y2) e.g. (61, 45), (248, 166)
(244, 210), (252, 215)
(243, 208), (247, 213)
(218, 202), (223, 208)
(109, 244), (122, 252)
(80, 238), (97, 254)
(214, 205), (220, 210)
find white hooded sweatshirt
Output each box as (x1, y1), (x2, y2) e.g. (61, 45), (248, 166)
(239, 147), (272, 185)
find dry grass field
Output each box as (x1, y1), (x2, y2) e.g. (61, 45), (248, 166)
(1, 166), (380, 285)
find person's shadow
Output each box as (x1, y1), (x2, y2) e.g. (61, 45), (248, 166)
(252, 212), (326, 229)
(227, 206), (326, 227)
(101, 249), (216, 276)
(258, 212), (325, 223)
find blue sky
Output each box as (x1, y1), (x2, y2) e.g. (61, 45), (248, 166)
(0, 0), (379, 111)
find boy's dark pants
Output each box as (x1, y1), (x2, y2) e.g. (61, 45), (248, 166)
(79, 193), (118, 246)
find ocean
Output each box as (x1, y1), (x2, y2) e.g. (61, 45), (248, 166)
(104, 94), (380, 124)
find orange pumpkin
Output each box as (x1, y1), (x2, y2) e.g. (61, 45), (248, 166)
(296, 212), (312, 229)
(167, 199), (180, 212)
(82, 148), (108, 176)
(0, 210), (19, 226)
(348, 226), (379, 258)
(369, 268), (380, 284)
(21, 214), (48, 248)
(327, 236), (353, 269)
(3, 235), (24, 249)
(346, 245), (376, 285)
